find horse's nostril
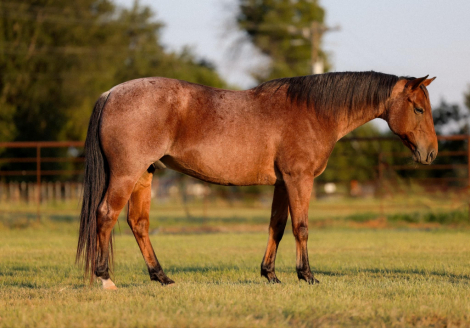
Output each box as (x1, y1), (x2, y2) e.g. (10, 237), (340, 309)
(429, 150), (435, 162)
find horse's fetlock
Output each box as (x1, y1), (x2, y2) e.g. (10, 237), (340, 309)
(261, 262), (274, 275)
(95, 267), (110, 280)
(296, 267), (313, 281)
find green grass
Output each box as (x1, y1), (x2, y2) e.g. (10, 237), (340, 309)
(2, 193), (470, 231)
(1, 223), (470, 327)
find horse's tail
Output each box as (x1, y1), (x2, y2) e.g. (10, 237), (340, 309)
(76, 91), (111, 283)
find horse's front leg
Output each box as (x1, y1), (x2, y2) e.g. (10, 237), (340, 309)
(261, 183), (289, 283)
(285, 174), (319, 284)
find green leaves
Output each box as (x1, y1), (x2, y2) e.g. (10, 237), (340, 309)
(0, 0), (226, 143)
(237, 0), (329, 82)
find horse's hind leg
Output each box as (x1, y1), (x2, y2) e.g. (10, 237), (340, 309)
(127, 168), (174, 285)
(95, 173), (139, 290)
(261, 184), (289, 283)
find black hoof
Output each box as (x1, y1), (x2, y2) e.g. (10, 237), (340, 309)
(261, 267), (281, 283)
(152, 275), (175, 286)
(160, 277), (175, 286)
(308, 277), (320, 285)
(149, 269), (175, 286)
(269, 277), (282, 284)
(264, 275), (281, 284)
(297, 271), (319, 284)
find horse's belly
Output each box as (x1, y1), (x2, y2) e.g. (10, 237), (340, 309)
(160, 153), (277, 186)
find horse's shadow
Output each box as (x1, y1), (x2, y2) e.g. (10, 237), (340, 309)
(315, 267), (470, 283)
(4, 264), (469, 289)
(164, 265), (470, 284)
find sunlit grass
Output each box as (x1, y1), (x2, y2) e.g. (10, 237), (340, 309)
(1, 226), (470, 327)
(1, 192), (469, 230)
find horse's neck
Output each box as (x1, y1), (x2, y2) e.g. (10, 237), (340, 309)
(335, 106), (384, 141)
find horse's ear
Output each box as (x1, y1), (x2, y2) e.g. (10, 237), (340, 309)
(405, 75), (429, 90)
(422, 77), (436, 87)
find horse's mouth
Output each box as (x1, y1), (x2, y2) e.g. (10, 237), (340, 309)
(412, 149), (421, 163)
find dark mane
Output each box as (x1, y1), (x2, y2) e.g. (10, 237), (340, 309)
(254, 71), (408, 119)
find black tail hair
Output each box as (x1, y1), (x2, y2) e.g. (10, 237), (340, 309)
(76, 91), (111, 283)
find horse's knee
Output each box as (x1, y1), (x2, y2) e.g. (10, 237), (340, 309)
(293, 223), (309, 241)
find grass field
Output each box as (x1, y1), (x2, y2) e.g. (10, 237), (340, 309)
(1, 210), (470, 327)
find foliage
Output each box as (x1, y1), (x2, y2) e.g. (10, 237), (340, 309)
(387, 209), (469, 225)
(426, 99), (469, 184)
(0, 0), (227, 180)
(432, 99), (468, 135)
(236, 0), (329, 82)
(319, 123), (384, 183)
(0, 0), (226, 143)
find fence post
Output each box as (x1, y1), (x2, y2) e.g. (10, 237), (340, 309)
(37, 145), (41, 221)
(378, 152), (385, 219)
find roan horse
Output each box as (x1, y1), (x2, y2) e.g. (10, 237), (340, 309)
(76, 71), (437, 289)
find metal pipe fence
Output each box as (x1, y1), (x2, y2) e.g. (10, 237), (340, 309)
(1, 135), (469, 220)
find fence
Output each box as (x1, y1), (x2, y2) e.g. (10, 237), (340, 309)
(0, 141), (84, 219)
(1, 136), (470, 220)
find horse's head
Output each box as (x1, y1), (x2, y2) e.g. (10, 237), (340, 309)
(384, 76), (438, 165)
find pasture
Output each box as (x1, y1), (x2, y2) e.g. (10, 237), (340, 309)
(1, 198), (470, 327)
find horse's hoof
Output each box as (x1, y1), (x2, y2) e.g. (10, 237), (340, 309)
(104, 284), (118, 290)
(297, 271), (319, 284)
(268, 277), (282, 284)
(99, 278), (118, 290)
(163, 279), (175, 286)
(261, 267), (281, 283)
(309, 278), (320, 285)
(265, 274), (281, 284)
(159, 277), (175, 286)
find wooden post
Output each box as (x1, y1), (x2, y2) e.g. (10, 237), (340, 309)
(55, 181), (61, 202)
(36, 145), (41, 221)
(10, 182), (20, 203)
(64, 182), (71, 200)
(47, 182), (53, 203)
(28, 182), (34, 203)
(378, 152), (385, 219)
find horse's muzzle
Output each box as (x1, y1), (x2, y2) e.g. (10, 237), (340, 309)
(413, 147), (437, 165)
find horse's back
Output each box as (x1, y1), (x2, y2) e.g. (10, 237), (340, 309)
(100, 77), (282, 185)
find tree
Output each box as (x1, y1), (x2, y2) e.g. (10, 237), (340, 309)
(0, 0), (227, 143)
(427, 96), (470, 185)
(318, 123), (382, 184)
(465, 85), (470, 120)
(236, 0), (329, 83)
(432, 100), (467, 135)
(0, 0), (227, 180)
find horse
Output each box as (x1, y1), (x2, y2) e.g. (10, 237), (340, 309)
(76, 71), (437, 289)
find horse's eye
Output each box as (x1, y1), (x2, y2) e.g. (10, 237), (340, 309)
(414, 107), (424, 114)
